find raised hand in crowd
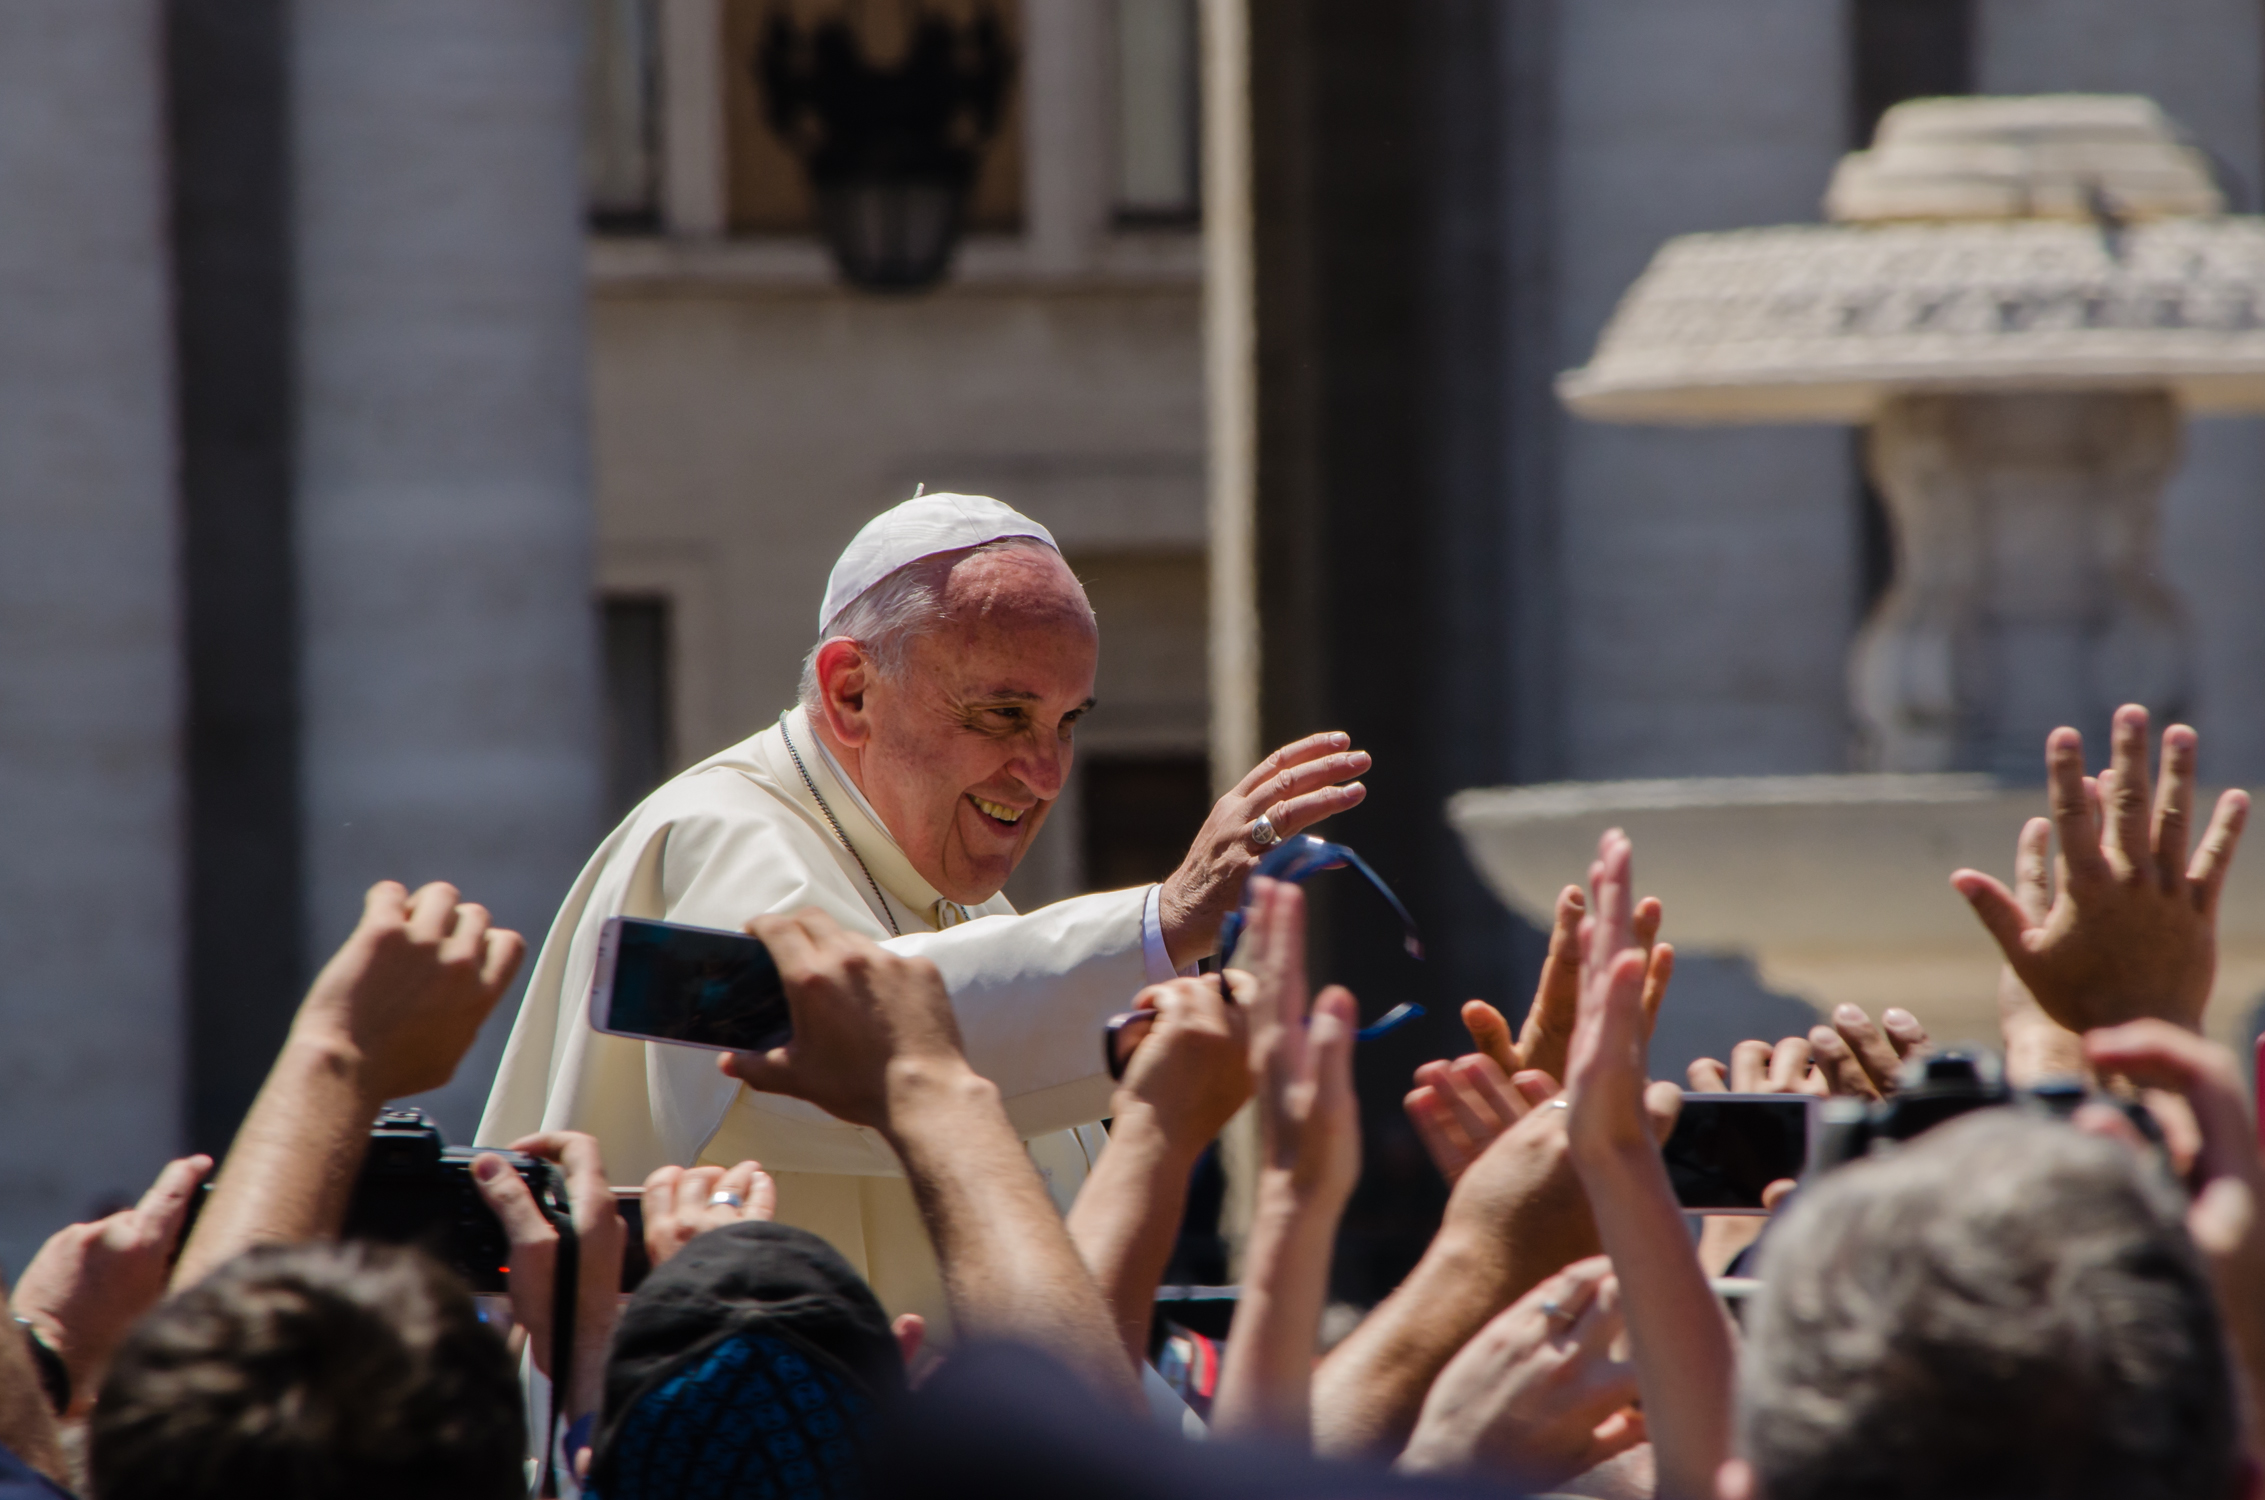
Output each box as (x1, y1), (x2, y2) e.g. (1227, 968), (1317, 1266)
(1396, 1256), (1644, 1488)
(1562, 828), (1733, 1500)
(2084, 1019), (2265, 1451)
(723, 907), (1142, 1409)
(1405, 1050), (1544, 1185)
(639, 1160), (776, 1270)
(1315, 1062), (1603, 1458)
(174, 880), (526, 1287)
(1408, 890), (1672, 1186)
(1067, 974), (1253, 1371)
(1208, 880), (1359, 1444)
(472, 1130), (627, 1452)
(1157, 731), (1370, 969)
(9, 1153), (210, 1421)
(1686, 1004), (1927, 1103)
(1953, 706), (2248, 1036)
(1462, 884), (1672, 1086)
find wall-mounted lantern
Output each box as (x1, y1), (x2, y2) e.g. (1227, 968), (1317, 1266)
(756, 4), (1013, 291)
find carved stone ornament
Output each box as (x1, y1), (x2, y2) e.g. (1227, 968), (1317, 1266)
(1558, 95), (2265, 773)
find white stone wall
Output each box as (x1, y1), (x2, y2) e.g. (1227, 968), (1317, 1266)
(0, 2), (184, 1266)
(294, 0), (605, 1138)
(1552, 0), (1857, 779)
(1977, 0), (2265, 782)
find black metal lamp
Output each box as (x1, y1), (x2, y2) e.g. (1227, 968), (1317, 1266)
(758, 4), (1014, 291)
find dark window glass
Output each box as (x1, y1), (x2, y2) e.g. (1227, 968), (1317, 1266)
(603, 596), (675, 821)
(585, 0), (661, 230)
(1114, 0), (1200, 225)
(1081, 754), (1212, 891)
(1850, 0), (1971, 147)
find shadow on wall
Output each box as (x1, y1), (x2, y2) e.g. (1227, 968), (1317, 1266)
(1646, 954), (1823, 1082)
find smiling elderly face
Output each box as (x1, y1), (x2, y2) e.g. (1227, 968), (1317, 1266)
(838, 545), (1099, 904)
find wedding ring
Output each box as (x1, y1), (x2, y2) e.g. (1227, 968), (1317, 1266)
(1541, 1298), (1574, 1323)
(709, 1191), (745, 1210)
(1548, 1098), (1570, 1110)
(1248, 812), (1283, 849)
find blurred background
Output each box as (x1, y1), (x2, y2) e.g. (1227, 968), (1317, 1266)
(3, 0), (2264, 1298)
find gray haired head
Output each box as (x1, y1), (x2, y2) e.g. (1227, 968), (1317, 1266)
(795, 536), (1083, 716)
(1742, 1109), (2238, 1500)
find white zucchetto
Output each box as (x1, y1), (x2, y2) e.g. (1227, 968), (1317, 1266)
(819, 492), (1059, 632)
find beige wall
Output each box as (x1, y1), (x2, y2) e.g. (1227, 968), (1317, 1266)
(587, 275), (1209, 904)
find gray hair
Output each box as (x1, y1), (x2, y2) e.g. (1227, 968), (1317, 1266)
(1742, 1110), (2236, 1500)
(796, 537), (1072, 715)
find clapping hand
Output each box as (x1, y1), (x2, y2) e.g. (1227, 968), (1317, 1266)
(1952, 706), (2248, 1035)
(1463, 885), (1673, 1087)
(1398, 1257), (1645, 1488)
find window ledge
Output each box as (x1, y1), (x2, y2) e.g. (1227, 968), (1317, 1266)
(588, 229), (1204, 295)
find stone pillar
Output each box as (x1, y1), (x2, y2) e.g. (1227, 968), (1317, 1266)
(0, 2), (184, 1265)
(293, 0), (604, 1136)
(1553, 0), (1856, 778)
(1852, 393), (2189, 774)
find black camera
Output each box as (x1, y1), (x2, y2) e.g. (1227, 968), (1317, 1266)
(340, 1108), (571, 1294)
(1813, 1048), (2161, 1172)
(183, 1109), (654, 1293)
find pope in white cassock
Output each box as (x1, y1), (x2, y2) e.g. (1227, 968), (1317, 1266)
(478, 493), (1369, 1332)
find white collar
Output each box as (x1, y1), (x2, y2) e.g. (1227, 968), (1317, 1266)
(809, 726), (892, 836)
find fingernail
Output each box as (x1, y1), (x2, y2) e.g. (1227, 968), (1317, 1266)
(1834, 1004), (1865, 1023)
(1884, 1008), (1915, 1026)
(472, 1155), (503, 1181)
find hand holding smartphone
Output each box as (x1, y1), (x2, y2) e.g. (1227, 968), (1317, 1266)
(589, 916), (794, 1054)
(1661, 1093), (1813, 1214)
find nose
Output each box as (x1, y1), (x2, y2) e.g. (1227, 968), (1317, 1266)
(1008, 731), (1071, 801)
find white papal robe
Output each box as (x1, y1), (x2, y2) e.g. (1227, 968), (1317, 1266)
(477, 708), (1173, 1334)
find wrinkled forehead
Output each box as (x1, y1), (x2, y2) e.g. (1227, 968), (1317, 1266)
(939, 544), (1096, 634)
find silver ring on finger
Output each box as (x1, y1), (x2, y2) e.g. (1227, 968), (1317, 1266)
(1248, 812), (1283, 850)
(1541, 1298), (1574, 1324)
(709, 1191), (745, 1210)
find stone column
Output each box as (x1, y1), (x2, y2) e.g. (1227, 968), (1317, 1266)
(1552, 0), (1855, 778)
(0, 2), (184, 1265)
(1852, 393), (2189, 774)
(293, 0), (604, 1136)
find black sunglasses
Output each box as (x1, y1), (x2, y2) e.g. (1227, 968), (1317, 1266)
(1104, 835), (1425, 1081)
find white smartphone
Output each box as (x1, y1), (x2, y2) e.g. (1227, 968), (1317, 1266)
(588, 916), (793, 1054)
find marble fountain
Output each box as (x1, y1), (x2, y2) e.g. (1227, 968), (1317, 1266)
(1451, 96), (2265, 1051)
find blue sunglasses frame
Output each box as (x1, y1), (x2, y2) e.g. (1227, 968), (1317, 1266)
(1104, 835), (1427, 1081)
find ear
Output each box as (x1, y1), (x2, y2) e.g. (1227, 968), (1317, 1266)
(892, 1312), (926, 1370)
(814, 637), (878, 747)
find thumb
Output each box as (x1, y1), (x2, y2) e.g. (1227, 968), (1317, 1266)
(1462, 998), (1520, 1075)
(1643, 1079), (1683, 1143)
(1950, 870), (2035, 964)
(2191, 1176), (2257, 1265)
(471, 1152), (555, 1248)
(720, 1045), (797, 1096)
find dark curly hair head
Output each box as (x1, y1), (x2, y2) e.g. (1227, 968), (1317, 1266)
(91, 1241), (524, 1500)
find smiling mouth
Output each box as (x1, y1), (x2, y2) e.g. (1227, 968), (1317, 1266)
(969, 795), (1029, 827)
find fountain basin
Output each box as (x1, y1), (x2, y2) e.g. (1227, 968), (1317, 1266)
(1449, 775), (2265, 1053)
